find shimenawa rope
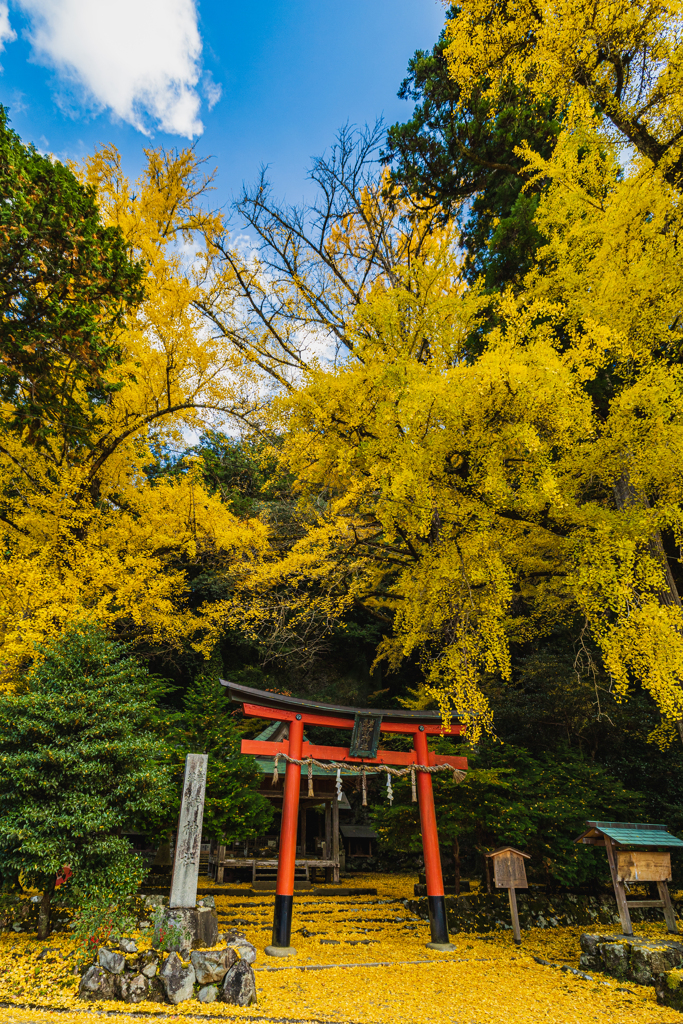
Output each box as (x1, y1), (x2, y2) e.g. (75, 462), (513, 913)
(270, 752), (465, 803)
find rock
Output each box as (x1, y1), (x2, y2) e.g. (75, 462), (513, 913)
(153, 907), (194, 952)
(580, 933), (683, 987)
(630, 943), (675, 986)
(119, 973), (149, 1003)
(139, 951), (159, 978)
(191, 947), (236, 984)
(160, 951), (196, 1004)
(600, 941), (630, 979)
(98, 947), (126, 974)
(144, 894), (169, 912)
(195, 905), (219, 946)
(119, 938), (138, 954)
(579, 933), (611, 957)
(222, 959), (257, 1006)
(197, 895), (215, 909)
(148, 976), (167, 1002)
(578, 935), (608, 972)
(79, 965), (119, 1001)
(223, 928), (247, 943)
(232, 938), (257, 964)
(656, 967), (683, 1011)
(198, 983), (220, 1003)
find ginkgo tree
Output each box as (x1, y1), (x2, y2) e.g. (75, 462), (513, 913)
(192, 121), (683, 746)
(0, 124), (266, 687)
(442, 0), (683, 187)
(6, 78), (683, 755)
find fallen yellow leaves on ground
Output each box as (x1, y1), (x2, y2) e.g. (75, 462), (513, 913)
(0, 874), (681, 1023)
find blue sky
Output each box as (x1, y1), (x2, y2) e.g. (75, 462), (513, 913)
(0, 0), (446, 208)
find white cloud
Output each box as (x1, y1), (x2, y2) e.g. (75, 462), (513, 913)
(14, 0), (208, 137)
(203, 72), (221, 111)
(0, 3), (16, 50)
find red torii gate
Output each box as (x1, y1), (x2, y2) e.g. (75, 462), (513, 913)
(223, 681), (467, 955)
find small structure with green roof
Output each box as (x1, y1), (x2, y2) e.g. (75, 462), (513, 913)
(576, 821), (683, 935)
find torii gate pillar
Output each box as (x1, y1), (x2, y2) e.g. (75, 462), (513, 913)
(224, 681), (467, 954)
(270, 714), (303, 955)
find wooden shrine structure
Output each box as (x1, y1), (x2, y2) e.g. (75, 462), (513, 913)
(224, 680), (467, 955)
(208, 720), (354, 885)
(576, 820), (683, 935)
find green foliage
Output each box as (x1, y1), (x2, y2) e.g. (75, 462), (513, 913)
(151, 904), (191, 952)
(69, 868), (140, 960)
(169, 653), (273, 843)
(0, 107), (143, 449)
(0, 620), (170, 936)
(148, 431), (290, 516)
(383, 7), (560, 292)
(372, 742), (644, 887)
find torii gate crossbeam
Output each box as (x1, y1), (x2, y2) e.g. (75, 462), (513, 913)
(223, 681), (467, 955)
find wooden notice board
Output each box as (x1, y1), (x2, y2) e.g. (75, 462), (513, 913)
(617, 851), (672, 883)
(493, 849), (529, 890)
(486, 846), (531, 945)
(575, 821), (683, 936)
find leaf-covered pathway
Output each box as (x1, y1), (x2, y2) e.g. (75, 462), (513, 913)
(1, 874), (682, 1023)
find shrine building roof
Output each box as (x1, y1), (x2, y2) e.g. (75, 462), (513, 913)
(251, 721), (357, 777)
(575, 821), (683, 848)
(340, 825), (378, 839)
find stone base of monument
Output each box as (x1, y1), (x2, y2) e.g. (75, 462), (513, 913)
(153, 905), (219, 952)
(79, 942), (258, 1006)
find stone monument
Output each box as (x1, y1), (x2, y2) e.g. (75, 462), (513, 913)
(156, 754), (218, 950)
(171, 754), (208, 908)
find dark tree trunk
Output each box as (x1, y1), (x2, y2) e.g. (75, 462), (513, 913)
(37, 877), (55, 940)
(453, 836), (461, 896)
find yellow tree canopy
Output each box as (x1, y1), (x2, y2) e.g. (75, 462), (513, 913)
(443, 0), (683, 186)
(0, 146), (266, 687)
(235, 261), (683, 740)
(203, 120), (683, 744)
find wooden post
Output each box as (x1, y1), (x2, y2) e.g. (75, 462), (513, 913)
(325, 799), (333, 883)
(604, 838), (633, 936)
(267, 716), (303, 956)
(657, 881), (679, 934)
(300, 802), (307, 857)
(485, 855), (492, 894)
(414, 727), (455, 950)
(508, 887), (522, 945)
(332, 792), (340, 883)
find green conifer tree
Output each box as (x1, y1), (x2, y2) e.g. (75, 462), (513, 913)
(170, 654), (273, 845)
(0, 621), (170, 938)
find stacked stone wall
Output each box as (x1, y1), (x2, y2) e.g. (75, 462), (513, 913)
(408, 892), (683, 933)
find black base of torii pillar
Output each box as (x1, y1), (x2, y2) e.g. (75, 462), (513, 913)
(223, 681), (467, 954)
